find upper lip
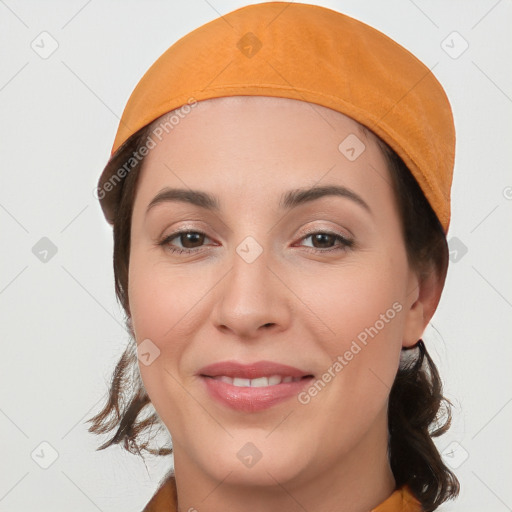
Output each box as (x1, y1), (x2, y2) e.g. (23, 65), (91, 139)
(198, 360), (313, 379)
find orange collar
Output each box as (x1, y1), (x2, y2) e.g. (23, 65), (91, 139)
(141, 474), (422, 511)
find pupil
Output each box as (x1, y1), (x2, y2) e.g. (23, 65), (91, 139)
(182, 232), (203, 248)
(314, 233), (333, 248)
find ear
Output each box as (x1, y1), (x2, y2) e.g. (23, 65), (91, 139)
(402, 264), (447, 348)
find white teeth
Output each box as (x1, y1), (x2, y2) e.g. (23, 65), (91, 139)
(212, 374), (302, 387)
(232, 378), (251, 387)
(250, 377), (270, 387)
(268, 375), (282, 386)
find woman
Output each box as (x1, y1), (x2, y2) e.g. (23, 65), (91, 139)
(89, 3), (460, 511)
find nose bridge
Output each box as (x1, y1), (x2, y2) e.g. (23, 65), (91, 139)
(212, 231), (290, 336)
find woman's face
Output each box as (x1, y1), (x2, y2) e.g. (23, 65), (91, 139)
(128, 96), (427, 488)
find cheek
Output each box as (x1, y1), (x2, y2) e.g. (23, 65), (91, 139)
(127, 250), (206, 434)
(298, 254), (407, 417)
(127, 247), (223, 398)
(304, 252), (406, 347)
(128, 248), (211, 344)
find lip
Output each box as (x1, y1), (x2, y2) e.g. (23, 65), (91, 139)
(198, 360), (314, 412)
(198, 360), (313, 379)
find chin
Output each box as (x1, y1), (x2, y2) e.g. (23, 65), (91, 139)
(192, 434), (312, 488)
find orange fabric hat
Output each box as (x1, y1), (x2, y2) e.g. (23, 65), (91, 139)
(97, 1), (455, 232)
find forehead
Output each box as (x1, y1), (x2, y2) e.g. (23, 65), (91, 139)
(134, 96), (393, 213)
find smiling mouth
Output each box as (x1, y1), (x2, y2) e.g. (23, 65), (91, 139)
(202, 375), (313, 387)
(197, 360), (315, 411)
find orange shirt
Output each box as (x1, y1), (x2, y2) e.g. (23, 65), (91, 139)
(141, 474), (422, 511)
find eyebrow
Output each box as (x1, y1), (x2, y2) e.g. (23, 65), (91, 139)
(146, 185), (371, 215)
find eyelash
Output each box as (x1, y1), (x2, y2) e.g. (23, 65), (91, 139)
(158, 229), (354, 255)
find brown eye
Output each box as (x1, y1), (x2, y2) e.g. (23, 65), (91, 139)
(177, 232), (206, 249)
(159, 230), (211, 254)
(310, 233), (337, 249)
(299, 231), (354, 254)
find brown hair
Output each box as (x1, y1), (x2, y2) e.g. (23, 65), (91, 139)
(88, 121), (460, 511)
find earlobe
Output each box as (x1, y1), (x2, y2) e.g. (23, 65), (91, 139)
(402, 266), (445, 349)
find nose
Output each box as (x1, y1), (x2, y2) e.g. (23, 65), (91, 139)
(211, 244), (292, 340)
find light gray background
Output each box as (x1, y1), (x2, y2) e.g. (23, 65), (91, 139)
(1, 1), (511, 511)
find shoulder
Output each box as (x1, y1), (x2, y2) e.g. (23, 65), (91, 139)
(141, 471), (177, 512)
(371, 484), (423, 512)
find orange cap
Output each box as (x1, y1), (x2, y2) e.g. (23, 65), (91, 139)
(97, 1), (455, 232)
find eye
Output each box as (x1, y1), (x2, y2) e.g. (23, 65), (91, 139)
(158, 229), (354, 256)
(297, 230), (354, 254)
(158, 230), (212, 255)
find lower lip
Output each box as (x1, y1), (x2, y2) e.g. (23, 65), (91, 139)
(201, 376), (313, 412)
